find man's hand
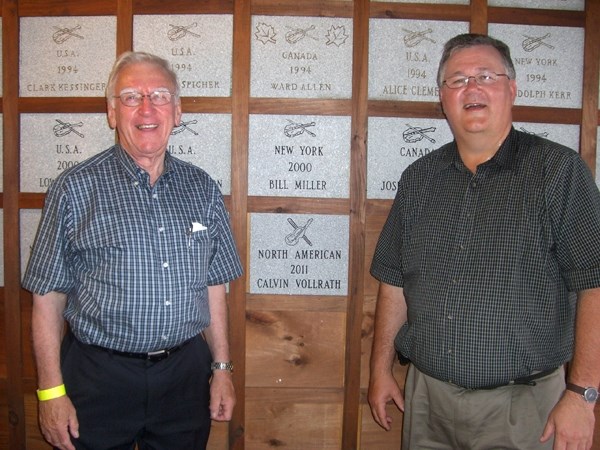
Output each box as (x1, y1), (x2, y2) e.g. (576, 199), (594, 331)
(540, 390), (595, 450)
(209, 370), (236, 421)
(38, 396), (79, 450)
(368, 371), (405, 431)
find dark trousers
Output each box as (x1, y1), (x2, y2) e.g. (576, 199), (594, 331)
(60, 332), (213, 450)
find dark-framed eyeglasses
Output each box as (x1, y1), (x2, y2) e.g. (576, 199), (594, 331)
(114, 90), (175, 107)
(443, 72), (511, 89)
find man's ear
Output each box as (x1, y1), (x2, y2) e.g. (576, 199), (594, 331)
(107, 102), (117, 129)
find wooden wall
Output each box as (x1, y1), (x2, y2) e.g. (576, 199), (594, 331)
(1, 0), (599, 449)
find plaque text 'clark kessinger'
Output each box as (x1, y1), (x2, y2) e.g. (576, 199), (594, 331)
(20, 16), (116, 97)
(249, 213), (349, 296)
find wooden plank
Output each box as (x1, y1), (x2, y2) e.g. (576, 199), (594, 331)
(245, 310), (345, 388)
(116, 0), (133, 56)
(370, 2), (470, 21)
(19, 98), (106, 113)
(247, 196), (349, 214)
(133, 0), (232, 14)
(251, 0), (353, 18)
(341, 0), (369, 448)
(249, 98), (352, 116)
(579, 0), (600, 172)
(3, 0), (25, 447)
(489, 7), (584, 28)
(245, 387), (343, 449)
(229, 1), (251, 448)
(18, 0), (116, 16)
(470, 0), (488, 35)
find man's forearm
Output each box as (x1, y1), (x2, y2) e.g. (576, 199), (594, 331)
(32, 292), (68, 388)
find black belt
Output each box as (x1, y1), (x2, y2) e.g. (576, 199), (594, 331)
(93, 339), (191, 362)
(477, 367), (559, 390)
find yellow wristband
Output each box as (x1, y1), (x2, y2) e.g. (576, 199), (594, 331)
(37, 384), (66, 401)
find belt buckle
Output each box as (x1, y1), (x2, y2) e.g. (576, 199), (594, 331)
(146, 349), (169, 362)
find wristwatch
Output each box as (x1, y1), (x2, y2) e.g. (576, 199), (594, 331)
(211, 361), (234, 372)
(566, 382), (599, 403)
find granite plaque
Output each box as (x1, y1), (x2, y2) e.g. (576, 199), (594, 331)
(169, 113), (232, 194)
(488, 0), (584, 11)
(513, 122), (580, 150)
(367, 117), (453, 199)
(20, 114), (114, 192)
(251, 16), (353, 99)
(249, 213), (349, 295)
(369, 19), (469, 101)
(489, 24), (584, 109)
(20, 17), (116, 97)
(248, 114), (350, 198)
(0, 22), (3, 97)
(133, 15), (233, 97)
(20, 209), (42, 281)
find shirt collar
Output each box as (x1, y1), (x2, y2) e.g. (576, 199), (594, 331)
(438, 126), (518, 174)
(114, 145), (175, 185)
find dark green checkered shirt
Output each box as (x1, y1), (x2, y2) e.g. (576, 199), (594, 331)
(370, 127), (600, 389)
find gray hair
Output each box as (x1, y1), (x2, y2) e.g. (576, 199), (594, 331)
(436, 34), (516, 88)
(106, 51), (180, 106)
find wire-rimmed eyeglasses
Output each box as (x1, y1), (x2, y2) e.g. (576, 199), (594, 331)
(114, 90), (175, 107)
(443, 72), (511, 89)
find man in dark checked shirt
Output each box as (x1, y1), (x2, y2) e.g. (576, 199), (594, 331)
(23, 52), (242, 450)
(368, 34), (600, 449)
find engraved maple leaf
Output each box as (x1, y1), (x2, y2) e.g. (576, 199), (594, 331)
(255, 22), (277, 44)
(325, 25), (349, 47)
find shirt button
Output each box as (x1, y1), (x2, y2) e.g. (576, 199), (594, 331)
(165, 300), (172, 306)
(471, 181), (477, 188)
(162, 262), (169, 268)
(447, 315), (452, 320)
(133, 181), (139, 187)
(158, 226), (165, 233)
(459, 244), (465, 250)
(161, 335), (167, 341)
(153, 193), (158, 199)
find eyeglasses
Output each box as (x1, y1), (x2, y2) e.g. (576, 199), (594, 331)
(443, 72), (511, 89)
(114, 90), (175, 107)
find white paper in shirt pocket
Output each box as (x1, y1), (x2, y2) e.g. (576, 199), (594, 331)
(192, 222), (207, 232)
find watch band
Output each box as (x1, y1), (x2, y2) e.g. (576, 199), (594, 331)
(211, 361), (234, 372)
(566, 382), (599, 403)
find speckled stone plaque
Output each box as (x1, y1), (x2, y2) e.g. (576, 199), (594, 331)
(489, 0), (584, 10)
(20, 17), (116, 97)
(20, 209), (42, 281)
(367, 117), (453, 199)
(369, 19), (469, 101)
(169, 113), (232, 195)
(251, 16), (353, 99)
(248, 114), (350, 198)
(133, 15), (233, 97)
(0, 22), (3, 97)
(489, 24), (584, 109)
(513, 122), (580, 151)
(249, 213), (349, 295)
(20, 114), (114, 192)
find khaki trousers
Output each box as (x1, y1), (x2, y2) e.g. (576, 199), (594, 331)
(402, 365), (565, 450)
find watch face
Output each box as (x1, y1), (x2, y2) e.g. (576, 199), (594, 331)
(584, 388), (599, 403)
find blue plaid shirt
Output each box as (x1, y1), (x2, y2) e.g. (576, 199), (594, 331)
(371, 128), (600, 389)
(23, 145), (243, 352)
